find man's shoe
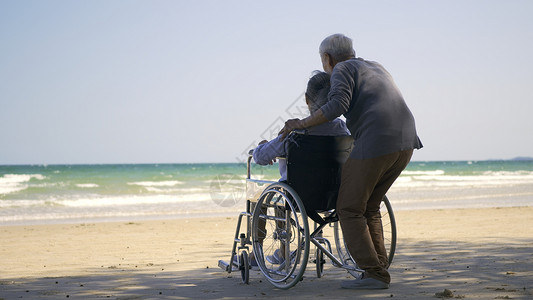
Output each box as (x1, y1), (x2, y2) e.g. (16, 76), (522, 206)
(341, 276), (390, 289)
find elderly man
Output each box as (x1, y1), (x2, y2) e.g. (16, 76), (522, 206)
(279, 34), (422, 289)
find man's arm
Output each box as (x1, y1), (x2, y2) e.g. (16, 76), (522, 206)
(320, 62), (353, 121)
(278, 109), (329, 140)
(279, 63), (354, 139)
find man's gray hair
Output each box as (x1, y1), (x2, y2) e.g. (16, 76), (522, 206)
(319, 33), (356, 61)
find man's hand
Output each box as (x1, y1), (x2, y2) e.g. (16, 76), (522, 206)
(278, 110), (329, 140)
(278, 118), (304, 140)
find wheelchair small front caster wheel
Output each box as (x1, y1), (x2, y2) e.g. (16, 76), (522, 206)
(240, 250), (249, 284)
(315, 248), (325, 278)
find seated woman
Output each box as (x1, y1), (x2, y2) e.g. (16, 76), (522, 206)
(253, 71), (350, 181)
(251, 71), (351, 265)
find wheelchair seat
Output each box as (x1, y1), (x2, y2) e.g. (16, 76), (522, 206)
(285, 132), (353, 224)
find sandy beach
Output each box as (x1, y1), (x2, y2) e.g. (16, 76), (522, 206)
(1, 206), (532, 299)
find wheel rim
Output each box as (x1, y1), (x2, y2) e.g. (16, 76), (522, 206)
(251, 183), (309, 289)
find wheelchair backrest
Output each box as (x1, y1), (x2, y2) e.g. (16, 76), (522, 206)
(285, 132), (353, 216)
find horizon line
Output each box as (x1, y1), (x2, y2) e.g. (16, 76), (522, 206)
(1, 157), (532, 166)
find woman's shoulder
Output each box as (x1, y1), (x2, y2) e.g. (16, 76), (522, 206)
(308, 118), (350, 135)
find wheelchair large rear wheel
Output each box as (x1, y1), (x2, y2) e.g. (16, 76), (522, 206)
(251, 182), (310, 289)
(333, 195), (397, 277)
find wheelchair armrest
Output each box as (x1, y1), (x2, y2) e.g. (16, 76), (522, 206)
(247, 150), (253, 179)
(291, 129), (307, 135)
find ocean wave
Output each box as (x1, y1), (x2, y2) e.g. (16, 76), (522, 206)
(0, 193), (219, 209)
(0, 199), (50, 208)
(0, 205), (243, 225)
(76, 183), (99, 188)
(482, 170), (533, 176)
(394, 172), (533, 189)
(0, 174), (46, 184)
(0, 174), (46, 195)
(127, 180), (184, 187)
(401, 170), (445, 176)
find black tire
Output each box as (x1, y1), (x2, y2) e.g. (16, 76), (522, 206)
(315, 248), (325, 278)
(240, 250), (249, 284)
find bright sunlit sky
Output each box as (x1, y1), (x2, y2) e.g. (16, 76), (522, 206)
(1, 0), (532, 164)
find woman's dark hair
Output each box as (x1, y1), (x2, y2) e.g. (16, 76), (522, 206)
(305, 71), (331, 113)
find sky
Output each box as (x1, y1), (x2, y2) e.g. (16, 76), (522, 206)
(1, 0), (532, 164)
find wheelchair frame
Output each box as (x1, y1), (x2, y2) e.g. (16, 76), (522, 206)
(218, 149), (397, 289)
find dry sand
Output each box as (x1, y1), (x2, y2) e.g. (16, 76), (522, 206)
(1, 206), (532, 299)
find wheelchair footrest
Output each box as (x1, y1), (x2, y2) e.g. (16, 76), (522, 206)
(218, 259), (239, 273)
(218, 260), (231, 272)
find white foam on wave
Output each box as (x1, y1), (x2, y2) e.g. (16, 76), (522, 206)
(0, 174), (45, 194)
(0, 192), (215, 209)
(57, 193), (214, 207)
(157, 187), (208, 193)
(483, 170), (533, 176)
(127, 180), (184, 187)
(394, 171), (533, 189)
(76, 183), (99, 188)
(401, 170), (445, 176)
(0, 199), (49, 208)
(0, 204), (243, 225)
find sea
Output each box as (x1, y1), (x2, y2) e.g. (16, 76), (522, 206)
(1, 160), (533, 226)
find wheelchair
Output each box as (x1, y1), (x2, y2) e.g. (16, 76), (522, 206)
(218, 131), (397, 289)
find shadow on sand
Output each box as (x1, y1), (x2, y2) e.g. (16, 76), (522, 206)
(1, 238), (532, 299)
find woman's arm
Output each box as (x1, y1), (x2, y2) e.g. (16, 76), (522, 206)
(252, 136), (286, 165)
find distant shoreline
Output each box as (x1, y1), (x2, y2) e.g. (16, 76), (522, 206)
(510, 156), (533, 161)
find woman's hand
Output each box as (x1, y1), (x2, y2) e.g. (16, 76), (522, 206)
(257, 140), (275, 164)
